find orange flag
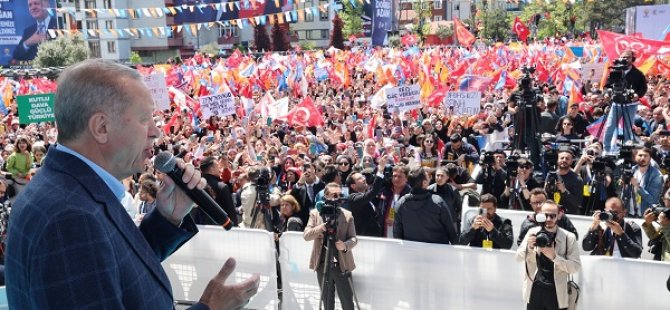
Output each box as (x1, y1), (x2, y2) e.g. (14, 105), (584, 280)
(454, 17), (475, 47)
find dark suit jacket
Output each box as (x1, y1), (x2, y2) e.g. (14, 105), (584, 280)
(347, 176), (385, 237)
(291, 181), (324, 228)
(194, 173), (239, 226)
(582, 220), (643, 258)
(12, 17), (57, 61)
(5, 147), (204, 309)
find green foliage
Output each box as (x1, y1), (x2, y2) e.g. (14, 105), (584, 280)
(339, 1), (364, 38)
(299, 40), (316, 50)
(198, 41), (220, 57)
(388, 35), (400, 47)
(33, 34), (89, 68)
(435, 25), (453, 40)
(411, 1), (432, 43)
(129, 51), (142, 65)
(478, 8), (510, 41)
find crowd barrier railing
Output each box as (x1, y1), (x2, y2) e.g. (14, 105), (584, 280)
(162, 227), (669, 310)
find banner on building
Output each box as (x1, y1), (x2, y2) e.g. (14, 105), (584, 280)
(371, 0), (391, 46)
(0, 0), (58, 67)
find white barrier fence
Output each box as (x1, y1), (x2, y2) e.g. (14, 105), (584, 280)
(164, 228), (668, 310)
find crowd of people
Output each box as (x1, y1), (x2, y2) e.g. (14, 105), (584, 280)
(1, 40), (670, 308)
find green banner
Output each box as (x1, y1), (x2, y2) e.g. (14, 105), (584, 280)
(17, 94), (56, 124)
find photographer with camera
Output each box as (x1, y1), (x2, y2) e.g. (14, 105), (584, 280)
(573, 143), (616, 214)
(475, 150), (508, 200)
(547, 149), (583, 215)
(501, 158), (541, 211)
(582, 197), (643, 258)
(304, 183), (358, 310)
(516, 200), (581, 310)
(517, 189), (580, 247)
(642, 207), (670, 261)
(630, 147), (663, 217)
(442, 134), (480, 170)
(459, 194), (513, 249)
(602, 50), (649, 153)
(240, 166), (281, 230)
(346, 155), (388, 237)
(393, 167), (458, 245)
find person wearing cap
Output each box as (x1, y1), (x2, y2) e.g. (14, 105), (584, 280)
(501, 158), (541, 210)
(442, 133), (479, 170)
(195, 156), (238, 227)
(642, 206), (670, 261)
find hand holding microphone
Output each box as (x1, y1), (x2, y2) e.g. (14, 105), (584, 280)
(154, 152), (233, 230)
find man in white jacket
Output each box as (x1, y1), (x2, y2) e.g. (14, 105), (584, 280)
(516, 200), (581, 310)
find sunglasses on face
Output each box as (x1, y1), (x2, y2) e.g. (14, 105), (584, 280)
(519, 166), (531, 170)
(339, 162), (349, 166)
(544, 213), (558, 219)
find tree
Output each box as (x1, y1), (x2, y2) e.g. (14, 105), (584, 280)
(435, 25), (453, 41)
(299, 40), (316, 51)
(339, 1), (364, 38)
(271, 19), (290, 52)
(411, 0), (432, 43)
(33, 34), (89, 68)
(478, 8), (510, 42)
(129, 51), (143, 65)
(198, 41), (220, 57)
(330, 14), (345, 49)
(254, 24), (271, 52)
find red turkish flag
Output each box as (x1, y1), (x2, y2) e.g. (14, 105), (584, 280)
(512, 16), (530, 42)
(401, 34), (417, 46)
(286, 97), (324, 127)
(454, 17), (475, 47)
(426, 86), (450, 108)
(597, 30), (670, 66)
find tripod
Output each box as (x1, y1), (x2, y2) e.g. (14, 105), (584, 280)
(598, 71), (637, 153)
(249, 184), (275, 231)
(318, 210), (360, 310)
(584, 169), (607, 215)
(512, 89), (542, 170)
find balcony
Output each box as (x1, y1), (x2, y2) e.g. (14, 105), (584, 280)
(168, 37), (183, 47)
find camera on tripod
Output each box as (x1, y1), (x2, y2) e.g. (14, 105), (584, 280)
(506, 154), (520, 177)
(619, 145), (635, 184)
(608, 57), (636, 104)
(320, 198), (342, 231)
(533, 213), (556, 248)
(383, 164), (394, 184)
(480, 152), (495, 166)
(520, 66), (536, 89)
(255, 167), (272, 207)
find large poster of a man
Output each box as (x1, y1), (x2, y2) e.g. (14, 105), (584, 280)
(0, 0), (57, 67)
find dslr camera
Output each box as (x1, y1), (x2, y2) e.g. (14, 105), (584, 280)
(534, 213), (556, 248)
(599, 210), (619, 222)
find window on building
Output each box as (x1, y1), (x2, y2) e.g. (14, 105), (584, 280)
(434, 16), (442, 22)
(107, 41), (116, 53)
(105, 20), (114, 29)
(84, 0), (96, 9)
(307, 29), (328, 40)
(422, 2), (430, 10)
(296, 30), (305, 40)
(89, 41), (101, 58)
(319, 2), (329, 21)
(305, 10), (314, 22)
(218, 25), (240, 38)
(321, 29), (328, 39)
(434, 1), (442, 10)
(86, 20), (98, 30)
(103, 0), (112, 9)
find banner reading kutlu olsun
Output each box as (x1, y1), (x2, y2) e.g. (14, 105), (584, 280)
(0, 0), (57, 67)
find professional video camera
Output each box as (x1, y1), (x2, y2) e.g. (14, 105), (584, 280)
(383, 164), (394, 184)
(480, 151), (495, 166)
(320, 198), (342, 231)
(506, 154), (520, 177)
(256, 167), (271, 206)
(619, 145), (635, 185)
(534, 213), (556, 248)
(520, 65), (536, 90)
(608, 57), (636, 104)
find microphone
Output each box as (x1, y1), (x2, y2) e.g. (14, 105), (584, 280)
(154, 152), (233, 230)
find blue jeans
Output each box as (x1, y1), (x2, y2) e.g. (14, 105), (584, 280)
(603, 103), (637, 153)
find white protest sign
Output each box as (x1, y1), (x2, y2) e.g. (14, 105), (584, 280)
(199, 92), (236, 119)
(142, 73), (170, 111)
(580, 63), (606, 86)
(386, 84), (421, 113)
(443, 91), (481, 115)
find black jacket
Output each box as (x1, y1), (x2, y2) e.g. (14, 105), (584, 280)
(582, 220), (643, 258)
(393, 189), (458, 244)
(290, 181), (325, 229)
(459, 213), (514, 249)
(427, 183), (462, 222)
(193, 174), (238, 226)
(347, 175), (385, 237)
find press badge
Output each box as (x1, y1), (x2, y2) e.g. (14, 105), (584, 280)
(553, 192), (561, 204)
(583, 185), (591, 197)
(482, 239), (493, 249)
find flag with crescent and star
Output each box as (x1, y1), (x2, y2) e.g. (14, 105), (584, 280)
(512, 16), (530, 42)
(453, 17), (475, 47)
(286, 96), (324, 127)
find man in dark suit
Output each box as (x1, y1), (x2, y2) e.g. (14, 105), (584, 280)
(196, 156), (238, 226)
(12, 0), (57, 62)
(291, 163), (324, 227)
(346, 155), (387, 237)
(5, 59), (259, 309)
